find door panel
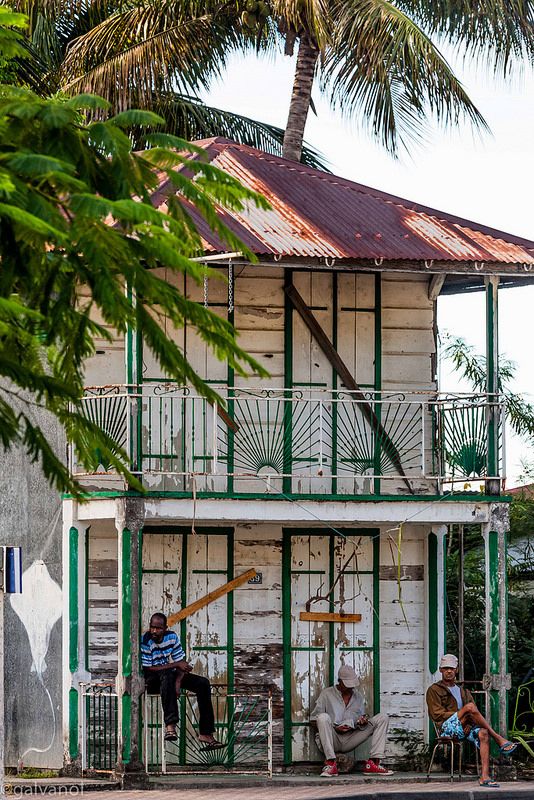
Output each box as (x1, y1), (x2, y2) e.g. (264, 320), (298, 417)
(284, 530), (377, 762)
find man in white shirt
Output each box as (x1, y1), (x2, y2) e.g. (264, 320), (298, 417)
(310, 664), (392, 777)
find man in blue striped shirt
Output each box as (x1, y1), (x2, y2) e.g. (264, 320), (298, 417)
(141, 612), (223, 746)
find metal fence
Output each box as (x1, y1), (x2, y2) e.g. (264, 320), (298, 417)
(144, 686), (273, 776)
(70, 385), (505, 492)
(80, 683), (118, 772)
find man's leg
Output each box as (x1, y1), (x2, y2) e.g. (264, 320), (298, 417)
(158, 669), (179, 727)
(181, 672), (215, 736)
(367, 713), (389, 761)
(457, 703), (507, 748)
(314, 713), (337, 761)
(478, 728), (492, 782)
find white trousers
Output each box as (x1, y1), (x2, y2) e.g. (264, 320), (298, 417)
(314, 712), (389, 761)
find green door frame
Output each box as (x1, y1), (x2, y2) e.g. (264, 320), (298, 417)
(282, 527), (380, 764)
(141, 525), (234, 764)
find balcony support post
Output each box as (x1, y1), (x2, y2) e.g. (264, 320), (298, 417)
(485, 276), (500, 495)
(115, 498), (146, 784)
(62, 500), (91, 774)
(425, 525), (447, 743)
(482, 504), (510, 746)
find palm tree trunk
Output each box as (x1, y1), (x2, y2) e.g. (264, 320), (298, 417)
(282, 33), (319, 162)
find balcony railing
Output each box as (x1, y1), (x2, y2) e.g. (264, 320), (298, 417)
(70, 385), (505, 496)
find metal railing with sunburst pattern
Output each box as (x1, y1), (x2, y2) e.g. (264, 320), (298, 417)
(143, 686), (272, 775)
(70, 385), (505, 494)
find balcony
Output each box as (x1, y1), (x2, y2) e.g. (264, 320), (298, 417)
(70, 386), (504, 497)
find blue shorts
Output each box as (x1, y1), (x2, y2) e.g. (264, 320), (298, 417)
(440, 712), (481, 748)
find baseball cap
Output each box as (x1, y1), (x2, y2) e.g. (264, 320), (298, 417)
(338, 664), (359, 688)
(439, 654), (459, 669)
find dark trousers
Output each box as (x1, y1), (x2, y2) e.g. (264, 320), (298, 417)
(145, 669), (215, 735)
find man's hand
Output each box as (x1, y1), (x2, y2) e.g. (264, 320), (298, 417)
(175, 659), (193, 672)
(356, 715), (369, 728)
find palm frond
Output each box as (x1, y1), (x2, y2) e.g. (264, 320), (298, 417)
(395, 0), (534, 74)
(322, 0), (487, 154)
(59, 3), (246, 106)
(147, 93), (329, 169)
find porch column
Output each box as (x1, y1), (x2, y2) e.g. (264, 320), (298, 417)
(115, 497), (145, 781)
(482, 504), (510, 738)
(425, 525), (447, 740)
(62, 500), (91, 773)
(485, 276), (500, 496)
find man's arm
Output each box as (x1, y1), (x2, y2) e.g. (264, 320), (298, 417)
(426, 684), (451, 726)
(310, 690), (328, 726)
(143, 660), (191, 673)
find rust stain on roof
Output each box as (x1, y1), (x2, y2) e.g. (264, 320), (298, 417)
(154, 137), (534, 267)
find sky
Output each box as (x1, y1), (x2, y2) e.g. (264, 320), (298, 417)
(201, 47), (534, 486)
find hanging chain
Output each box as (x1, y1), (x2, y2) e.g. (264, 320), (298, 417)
(203, 273), (208, 308)
(228, 262), (234, 314)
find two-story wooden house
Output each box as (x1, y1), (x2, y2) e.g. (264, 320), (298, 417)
(62, 139), (534, 776)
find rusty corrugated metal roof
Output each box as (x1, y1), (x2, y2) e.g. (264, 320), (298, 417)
(153, 137), (534, 266)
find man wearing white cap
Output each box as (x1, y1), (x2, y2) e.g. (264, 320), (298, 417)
(310, 664), (392, 777)
(426, 654), (518, 788)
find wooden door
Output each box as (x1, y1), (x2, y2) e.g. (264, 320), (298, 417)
(141, 528), (233, 686)
(283, 530), (378, 762)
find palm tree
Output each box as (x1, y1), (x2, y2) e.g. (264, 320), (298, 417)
(275, 0), (534, 161)
(11, 0), (534, 164)
(6, 0), (326, 166)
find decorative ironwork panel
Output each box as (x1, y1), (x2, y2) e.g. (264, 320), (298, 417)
(144, 686), (272, 775)
(81, 683), (118, 772)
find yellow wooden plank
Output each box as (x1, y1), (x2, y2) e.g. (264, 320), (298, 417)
(167, 568), (256, 626)
(299, 611), (362, 623)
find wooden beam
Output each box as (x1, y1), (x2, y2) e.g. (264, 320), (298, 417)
(167, 568), (256, 626)
(285, 283), (413, 493)
(217, 404), (239, 433)
(428, 274), (446, 301)
(299, 611), (362, 623)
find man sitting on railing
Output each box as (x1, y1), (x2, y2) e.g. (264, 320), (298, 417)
(426, 653), (518, 788)
(141, 612), (224, 747)
(311, 665), (393, 777)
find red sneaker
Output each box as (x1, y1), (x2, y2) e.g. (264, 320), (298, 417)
(320, 760), (339, 777)
(362, 759), (394, 775)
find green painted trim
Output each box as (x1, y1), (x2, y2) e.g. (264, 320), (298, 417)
(121, 694), (132, 764)
(328, 534), (335, 685)
(282, 529), (293, 765)
(121, 528), (132, 677)
(66, 490), (512, 502)
(488, 530), (500, 675)
(443, 530), (447, 650)
(69, 688), (79, 760)
(226, 529), (234, 692)
(69, 527), (79, 674)
(331, 270), (338, 496)
(372, 532), (380, 713)
(227, 269), (235, 496)
(283, 268), (293, 494)
(179, 529), (188, 765)
(373, 273), (382, 495)
(428, 533), (438, 675)
(486, 281), (498, 478)
(282, 527), (380, 761)
(85, 527), (90, 673)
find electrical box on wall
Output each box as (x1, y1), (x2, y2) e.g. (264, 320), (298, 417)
(0, 546), (22, 592)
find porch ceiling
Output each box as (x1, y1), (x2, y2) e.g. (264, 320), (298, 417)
(153, 138), (534, 289)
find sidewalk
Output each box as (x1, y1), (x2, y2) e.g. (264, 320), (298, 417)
(5, 775), (534, 799)
(88, 778), (534, 800)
